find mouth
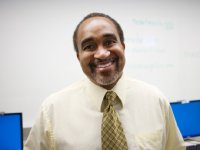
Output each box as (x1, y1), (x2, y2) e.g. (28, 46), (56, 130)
(90, 57), (117, 71)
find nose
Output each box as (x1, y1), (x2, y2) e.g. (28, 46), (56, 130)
(94, 48), (110, 59)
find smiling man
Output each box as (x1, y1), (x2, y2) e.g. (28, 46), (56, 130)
(75, 15), (125, 90)
(24, 13), (185, 150)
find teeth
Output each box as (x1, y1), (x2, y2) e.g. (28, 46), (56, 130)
(95, 58), (115, 68)
(97, 62), (112, 68)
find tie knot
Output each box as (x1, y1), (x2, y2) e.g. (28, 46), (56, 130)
(101, 91), (123, 112)
(105, 91), (117, 103)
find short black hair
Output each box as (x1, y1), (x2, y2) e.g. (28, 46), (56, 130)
(73, 12), (124, 53)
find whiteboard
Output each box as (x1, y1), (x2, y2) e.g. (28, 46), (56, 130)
(0, 0), (200, 127)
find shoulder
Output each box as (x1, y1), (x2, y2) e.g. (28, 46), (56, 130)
(124, 76), (170, 106)
(125, 76), (163, 95)
(41, 79), (86, 108)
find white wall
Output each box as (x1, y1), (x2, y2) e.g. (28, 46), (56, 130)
(0, 0), (200, 127)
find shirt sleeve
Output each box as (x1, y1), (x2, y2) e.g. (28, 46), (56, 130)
(23, 106), (55, 150)
(165, 102), (186, 150)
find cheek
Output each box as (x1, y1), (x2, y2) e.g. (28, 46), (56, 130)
(79, 54), (92, 67)
(117, 50), (126, 66)
(115, 49), (125, 60)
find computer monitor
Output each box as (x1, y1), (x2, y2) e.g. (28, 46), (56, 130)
(0, 112), (23, 150)
(171, 100), (200, 138)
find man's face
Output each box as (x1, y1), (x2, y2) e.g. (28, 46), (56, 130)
(76, 17), (125, 90)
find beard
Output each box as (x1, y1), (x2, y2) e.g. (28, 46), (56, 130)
(94, 71), (122, 86)
(89, 59), (123, 87)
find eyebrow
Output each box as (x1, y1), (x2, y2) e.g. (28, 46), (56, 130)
(81, 33), (117, 47)
(103, 33), (117, 40)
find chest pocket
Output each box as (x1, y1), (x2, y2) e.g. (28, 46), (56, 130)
(133, 130), (164, 150)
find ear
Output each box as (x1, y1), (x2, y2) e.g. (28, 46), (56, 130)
(76, 52), (80, 61)
(122, 42), (125, 50)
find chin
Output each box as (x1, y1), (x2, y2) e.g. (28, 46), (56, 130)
(93, 72), (122, 88)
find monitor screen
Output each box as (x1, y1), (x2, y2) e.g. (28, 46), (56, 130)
(171, 100), (200, 138)
(0, 113), (23, 150)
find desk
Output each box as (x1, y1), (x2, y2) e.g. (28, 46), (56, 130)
(185, 140), (200, 150)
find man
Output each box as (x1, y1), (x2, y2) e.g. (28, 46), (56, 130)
(24, 12), (185, 150)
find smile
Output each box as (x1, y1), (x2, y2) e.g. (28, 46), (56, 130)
(93, 57), (117, 69)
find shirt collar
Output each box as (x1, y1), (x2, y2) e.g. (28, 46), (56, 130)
(84, 74), (127, 112)
(112, 74), (126, 108)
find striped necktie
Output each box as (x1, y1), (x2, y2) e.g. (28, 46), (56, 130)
(101, 91), (128, 150)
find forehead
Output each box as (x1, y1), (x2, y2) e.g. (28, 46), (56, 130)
(77, 17), (119, 41)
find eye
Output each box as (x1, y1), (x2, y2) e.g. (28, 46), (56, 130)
(104, 39), (116, 47)
(82, 43), (96, 51)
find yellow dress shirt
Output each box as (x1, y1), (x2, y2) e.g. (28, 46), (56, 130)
(24, 75), (185, 150)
